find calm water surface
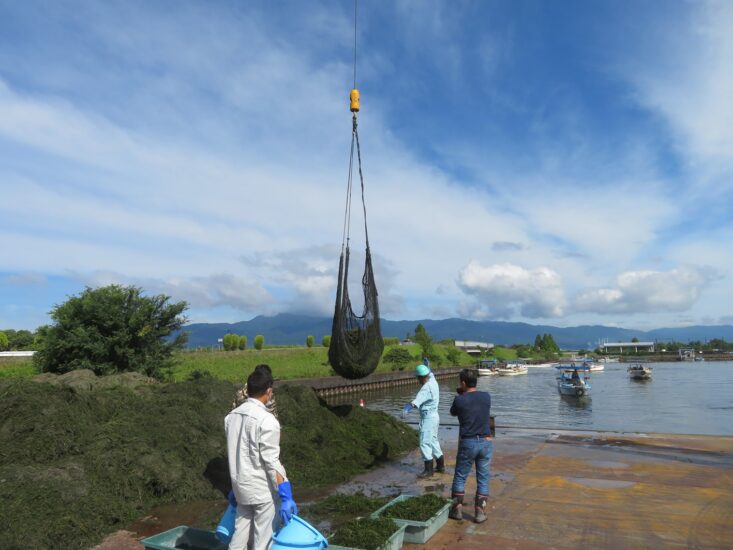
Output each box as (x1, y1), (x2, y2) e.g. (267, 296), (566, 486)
(329, 361), (733, 436)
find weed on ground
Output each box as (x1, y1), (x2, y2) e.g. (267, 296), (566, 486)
(0, 375), (416, 549)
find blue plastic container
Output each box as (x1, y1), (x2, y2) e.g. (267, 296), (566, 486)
(216, 502), (237, 543)
(271, 515), (329, 549)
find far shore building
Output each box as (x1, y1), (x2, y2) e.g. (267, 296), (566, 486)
(600, 341), (655, 354)
(455, 340), (494, 356)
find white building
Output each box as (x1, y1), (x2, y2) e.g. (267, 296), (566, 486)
(455, 340), (494, 356)
(600, 342), (655, 353)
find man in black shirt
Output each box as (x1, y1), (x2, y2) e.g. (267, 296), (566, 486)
(449, 368), (492, 523)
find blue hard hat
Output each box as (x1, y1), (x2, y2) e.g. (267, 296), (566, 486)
(416, 364), (430, 377)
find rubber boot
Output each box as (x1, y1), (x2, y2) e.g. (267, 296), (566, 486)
(417, 460), (434, 479)
(449, 492), (464, 521)
(435, 455), (445, 473)
(475, 494), (488, 523)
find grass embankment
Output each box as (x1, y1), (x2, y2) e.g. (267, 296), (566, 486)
(171, 343), (477, 383)
(0, 357), (35, 379)
(0, 374), (417, 549)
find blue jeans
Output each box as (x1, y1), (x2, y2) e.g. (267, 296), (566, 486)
(451, 437), (493, 496)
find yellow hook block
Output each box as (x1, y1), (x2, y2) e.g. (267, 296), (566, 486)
(350, 88), (360, 112)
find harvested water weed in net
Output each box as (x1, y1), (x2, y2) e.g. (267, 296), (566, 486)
(329, 516), (399, 550)
(381, 493), (450, 522)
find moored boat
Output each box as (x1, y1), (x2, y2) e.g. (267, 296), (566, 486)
(628, 364), (652, 380)
(555, 365), (592, 397)
(497, 361), (528, 376)
(477, 359), (498, 376)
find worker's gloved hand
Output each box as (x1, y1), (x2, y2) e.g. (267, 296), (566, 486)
(278, 481), (298, 525)
(227, 489), (237, 507)
(401, 404), (412, 418)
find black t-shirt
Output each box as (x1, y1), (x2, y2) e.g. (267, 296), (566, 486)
(450, 390), (492, 439)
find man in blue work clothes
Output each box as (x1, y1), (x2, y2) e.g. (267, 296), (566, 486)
(449, 368), (492, 523)
(402, 364), (444, 478)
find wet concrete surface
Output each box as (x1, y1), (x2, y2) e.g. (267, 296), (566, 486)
(96, 429), (733, 549)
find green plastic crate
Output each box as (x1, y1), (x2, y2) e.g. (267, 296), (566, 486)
(141, 525), (228, 550)
(328, 522), (406, 550)
(370, 495), (452, 544)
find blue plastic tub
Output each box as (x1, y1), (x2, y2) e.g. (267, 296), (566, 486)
(271, 515), (329, 549)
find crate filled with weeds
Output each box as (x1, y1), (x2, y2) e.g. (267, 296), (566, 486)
(371, 493), (452, 544)
(328, 517), (405, 550)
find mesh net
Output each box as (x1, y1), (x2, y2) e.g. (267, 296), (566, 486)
(328, 246), (383, 379)
(328, 115), (384, 379)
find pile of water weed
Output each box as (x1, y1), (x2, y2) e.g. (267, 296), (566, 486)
(328, 517), (400, 550)
(0, 376), (233, 549)
(381, 493), (449, 522)
(276, 385), (418, 486)
(299, 492), (390, 529)
(0, 378), (416, 549)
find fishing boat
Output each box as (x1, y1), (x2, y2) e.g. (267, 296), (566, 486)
(528, 362), (555, 368)
(497, 361), (528, 376)
(627, 364), (652, 380)
(555, 365), (591, 397)
(477, 359), (498, 376)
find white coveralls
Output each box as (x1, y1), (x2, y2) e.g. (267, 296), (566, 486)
(412, 372), (443, 461)
(225, 398), (287, 550)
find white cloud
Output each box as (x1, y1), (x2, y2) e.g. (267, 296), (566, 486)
(74, 271), (273, 312)
(457, 261), (566, 319)
(574, 266), (718, 315)
(623, 1), (733, 186)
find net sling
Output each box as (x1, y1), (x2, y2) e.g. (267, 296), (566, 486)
(328, 111), (384, 379)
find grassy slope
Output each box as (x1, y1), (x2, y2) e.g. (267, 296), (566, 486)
(171, 343), (478, 382)
(0, 357), (36, 379)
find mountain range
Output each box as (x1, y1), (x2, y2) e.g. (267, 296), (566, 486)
(180, 314), (733, 350)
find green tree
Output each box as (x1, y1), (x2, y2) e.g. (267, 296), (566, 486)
(413, 323), (434, 356)
(533, 334), (543, 351)
(33, 285), (188, 379)
(3, 329), (35, 350)
(222, 333), (236, 351)
(382, 347), (413, 371)
(254, 334), (265, 350)
(237, 335), (247, 350)
(322, 335), (332, 347)
(631, 337), (639, 343)
(541, 333), (560, 354)
(445, 347), (462, 366)
(306, 335), (314, 348)
(0, 331), (8, 351)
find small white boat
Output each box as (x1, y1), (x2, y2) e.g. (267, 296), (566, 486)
(555, 365), (591, 397)
(628, 364), (652, 380)
(477, 359), (498, 376)
(497, 362), (528, 376)
(527, 362), (555, 368)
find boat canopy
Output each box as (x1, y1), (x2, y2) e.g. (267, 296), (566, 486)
(555, 364), (592, 371)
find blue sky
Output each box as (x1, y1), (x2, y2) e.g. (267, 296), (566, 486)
(1, 0), (732, 331)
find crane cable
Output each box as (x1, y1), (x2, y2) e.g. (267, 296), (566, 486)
(340, 0), (368, 254)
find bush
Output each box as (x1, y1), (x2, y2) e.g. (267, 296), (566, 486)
(382, 337), (399, 346)
(306, 335), (314, 348)
(0, 331), (8, 351)
(222, 334), (236, 351)
(237, 335), (247, 350)
(322, 335), (331, 347)
(254, 335), (265, 350)
(33, 285), (187, 379)
(445, 347), (462, 366)
(382, 347), (413, 371)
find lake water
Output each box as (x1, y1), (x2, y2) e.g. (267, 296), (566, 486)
(329, 361), (733, 436)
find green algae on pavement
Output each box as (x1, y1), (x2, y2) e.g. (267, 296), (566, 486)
(0, 375), (416, 549)
(329, 517), (400, 550)
(381, 493), (449, 522)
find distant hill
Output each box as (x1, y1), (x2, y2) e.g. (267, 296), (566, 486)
(179, 313), (733, 350)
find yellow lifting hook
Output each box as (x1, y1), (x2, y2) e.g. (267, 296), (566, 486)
(350, 88), (360, 112)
